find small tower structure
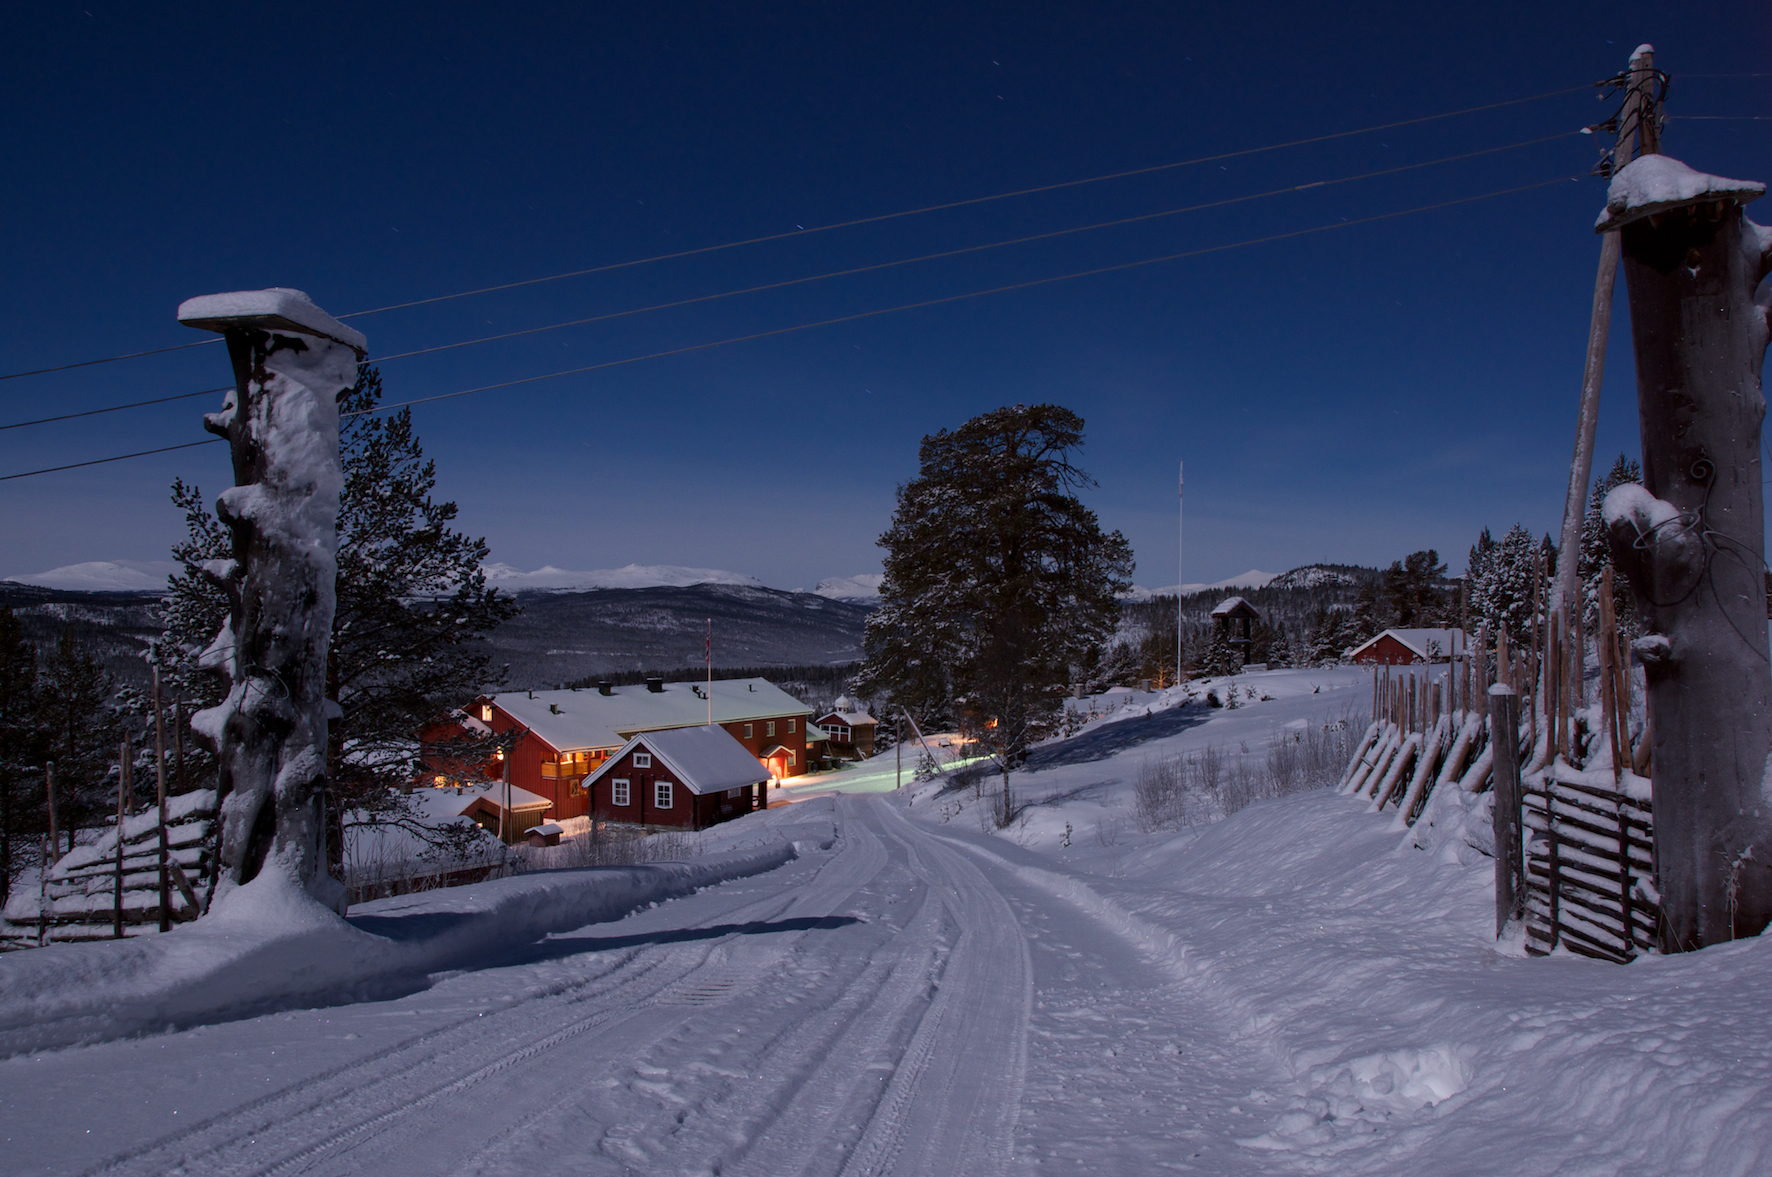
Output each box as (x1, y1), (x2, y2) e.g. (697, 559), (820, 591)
(1210, 596), (1261, 669)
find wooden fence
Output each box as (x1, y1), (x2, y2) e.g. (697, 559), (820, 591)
(1522, 767), (1656, 962)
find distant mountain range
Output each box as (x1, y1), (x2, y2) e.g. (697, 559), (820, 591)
(483, 583), (871, 688)
(1120, 569), (1276, 601)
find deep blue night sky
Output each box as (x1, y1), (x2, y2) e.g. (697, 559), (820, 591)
(2, 2), (1768, 589)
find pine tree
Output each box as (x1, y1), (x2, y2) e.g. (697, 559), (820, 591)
(1382, 550), (1448, 627)
(164, 365), (522, 863)
(34, 629), (116, 856)
(1579, 453), (1642, 635)
(1467, 523), (1540, 641)
(1266, 624), (1293, 668)
(855, 404), (1134, 814)
(1350, 580), (1386, 642)
(0, 608), (39, 906)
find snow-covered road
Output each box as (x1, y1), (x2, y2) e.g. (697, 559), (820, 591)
(8, 667), (1772, 1177)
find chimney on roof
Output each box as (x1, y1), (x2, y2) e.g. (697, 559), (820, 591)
(598, 680), (613, 696)
(646, 677), (664, 693)
(549, 703), (560, 715)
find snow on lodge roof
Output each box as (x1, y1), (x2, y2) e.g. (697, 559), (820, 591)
(1346, 628), (1466, 664)
(587, 725), (771, 796)
(490, 678), (813, 754)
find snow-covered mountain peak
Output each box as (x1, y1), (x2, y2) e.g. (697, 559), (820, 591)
(813, 574), (884, 603)
(478, 563), (766, 592)
(3, 561), (179, 592)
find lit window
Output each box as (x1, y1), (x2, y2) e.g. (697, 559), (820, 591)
(655, 781), (673, 809)
(480, 704), (493, 723)
(634, 752), (652, 768)
(766, 721), (776, 737)
(744, 723), (753, 738)
(612, 779), (630, 806)
(787, 719), (796, 733)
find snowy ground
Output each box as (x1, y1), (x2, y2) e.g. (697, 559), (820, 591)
(3, 666), (1769, 1175)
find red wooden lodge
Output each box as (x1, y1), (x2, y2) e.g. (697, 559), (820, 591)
(421, 677), (813, 824)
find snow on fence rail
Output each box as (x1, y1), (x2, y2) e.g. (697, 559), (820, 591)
(1523, 766), (1656, 962)
(2, 790), (217, 947)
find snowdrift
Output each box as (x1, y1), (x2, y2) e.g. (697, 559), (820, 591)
(0, 840), (797, 1058)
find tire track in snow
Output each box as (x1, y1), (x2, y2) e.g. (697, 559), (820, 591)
(80, 842), (841, 1177)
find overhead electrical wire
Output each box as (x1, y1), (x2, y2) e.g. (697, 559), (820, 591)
(0, 131), (1577, 433)
(371, 131), (1578, 367)
(0, 173), (1582, 482)
(0, 83), (1589, 383)
(353, 174), (1582, 418)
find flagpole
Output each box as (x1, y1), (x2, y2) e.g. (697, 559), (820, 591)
(706, 618), (713, 726)
(1177, 459), (1184, 689)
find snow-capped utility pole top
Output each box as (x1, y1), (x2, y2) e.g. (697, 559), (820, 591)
(178, 287), (367, 357)
(1594, 155), (1765, 233)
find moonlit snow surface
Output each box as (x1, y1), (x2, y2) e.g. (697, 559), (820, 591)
(3, 666), (1768, 1176)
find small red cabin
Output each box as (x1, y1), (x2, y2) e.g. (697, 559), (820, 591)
(582, 725), (770, 830)
(1346, 627), (1465, 666)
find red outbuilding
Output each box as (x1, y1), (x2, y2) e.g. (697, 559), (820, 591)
(582, 725), (771, 830)
(1346, 627), (1466, 666)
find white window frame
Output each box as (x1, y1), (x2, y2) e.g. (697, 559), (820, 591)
(633, 752), (652, 768)
(655, 781), (673, 809)
(787, 718), (796, 733)
(612, 779), (630, 806)
(766, 721), (776, 737)
(787, 751), (796, 767)
(743, 723), (753, 738)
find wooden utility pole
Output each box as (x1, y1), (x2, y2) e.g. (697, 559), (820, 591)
(1551, 46), (1660, 682)
(1598, 49), (1772, 948)
(43, 761), (57, 869)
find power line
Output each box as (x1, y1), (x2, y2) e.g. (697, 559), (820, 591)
(0, 172), (1581, 481)
(354, 174), (1580, 419)
(372, 132), (1577, 367)
(0, 81), (1589, 385)
(0, 132), (1575, 432)
(0, 439), (220, 482)
(0, 387), (230, 432)
(337, 85), (1589, 320)
(0, 338), (219, 384)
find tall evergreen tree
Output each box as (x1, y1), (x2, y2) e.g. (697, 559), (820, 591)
(35, 629), (116, 856)
(855, 404), (1133, 817)
(165, 365), (521, 866)
(1382, 550), (1448, 627)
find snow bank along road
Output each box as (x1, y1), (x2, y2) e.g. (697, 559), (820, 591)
(7, 772), (1772, 1175)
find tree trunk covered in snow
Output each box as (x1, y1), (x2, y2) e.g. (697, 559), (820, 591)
(1601, 159), (1772, 950)
(181, 292), (364, 914)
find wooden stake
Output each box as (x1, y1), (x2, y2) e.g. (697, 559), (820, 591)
(114, 741), (130, 940)
(43, 760), (57, 870)
(154, 667), (171, 932)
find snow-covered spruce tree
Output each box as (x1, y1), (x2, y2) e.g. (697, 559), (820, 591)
(166, 364), (520, 887)
(1266, 624), (1293, 668)
(853, 404), (1133, 821)
(1200, 624), (1239, 677)
(1349, 580), (1386, 643)
(1579, 454), (1642, 636)
(1466, 524), (1542, 641)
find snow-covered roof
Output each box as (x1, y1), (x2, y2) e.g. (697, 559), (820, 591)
(816, 711), (877, 727)
(1345, 628), (1466, 662)
(585, 725), (770, 795)
(177, 287), (368, 355)
(409, 781), (552, 821)
(491, 679), (813, 753)
(1210, 596), (1260, 619)
(1595, 154), (1765, 233)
